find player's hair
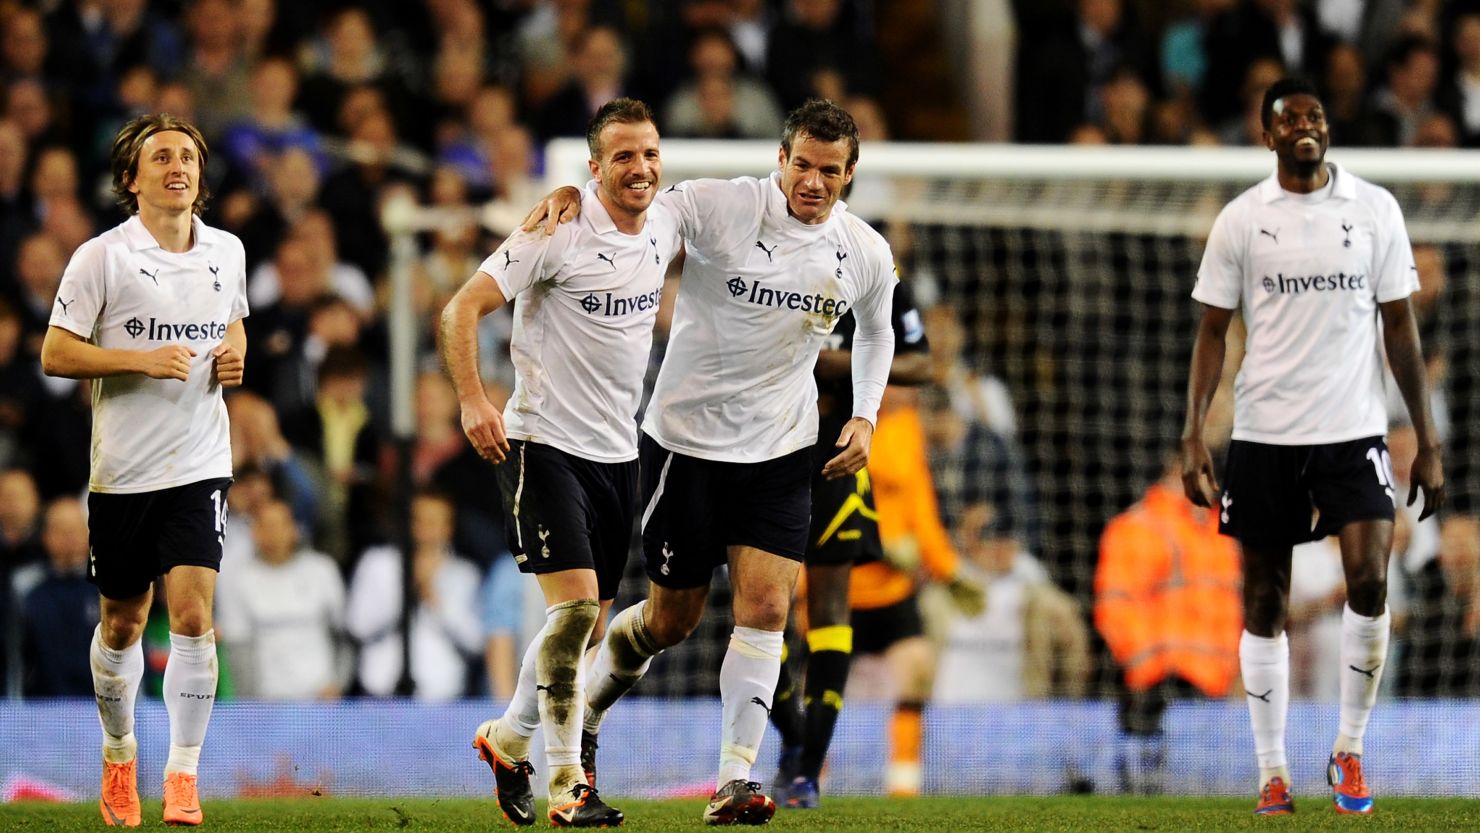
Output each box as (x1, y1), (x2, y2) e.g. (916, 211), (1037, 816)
(1260, 77), (1322, 131)
(110, 113), (211, 215)
(586, 97), (656, 160)
(781, 99), (860, 169)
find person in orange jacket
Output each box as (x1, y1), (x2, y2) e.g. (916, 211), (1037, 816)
(848, 387), (984, 796)
(1095, 455), (1242, 793)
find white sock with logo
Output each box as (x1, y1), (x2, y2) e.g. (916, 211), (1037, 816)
(90, 625), (143, 764)
(163, 631), (218, 775)
(584, 601), (657, 734)
(1240, 630), (1290, 787)
(717, 626), (784, 789)
(1335, 604), (1390, 756)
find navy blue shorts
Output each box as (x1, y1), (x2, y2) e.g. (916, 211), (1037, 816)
(87, 478), (232, 600)
(1219, 436), (1397, 547)
(851, 594), (925, 655)
(497, 439), (638, 601)
(638, 433), (811, 589)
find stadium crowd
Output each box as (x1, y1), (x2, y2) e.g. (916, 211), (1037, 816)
(2, 0), (1480, 788)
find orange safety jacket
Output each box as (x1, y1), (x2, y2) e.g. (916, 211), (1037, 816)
(1094, 482), (1242, 696)
(849, 404), (960, 610)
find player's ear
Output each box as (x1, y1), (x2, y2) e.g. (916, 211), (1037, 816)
(777, 145), (787, 169)
(588, 159), (600, 180)
(1262, 131), (1275, 152)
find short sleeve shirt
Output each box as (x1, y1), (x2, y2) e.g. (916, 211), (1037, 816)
(49, 215), (249, 493)
(1192, 163), (1417, 445)
(477, 182), (683, 462)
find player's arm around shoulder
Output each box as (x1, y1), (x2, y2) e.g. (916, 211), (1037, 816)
(655, 175), (765, 250)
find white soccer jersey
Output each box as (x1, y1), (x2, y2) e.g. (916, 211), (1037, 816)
(478, 182), (682, 463)
(1193, 163), (1418, 445)
(215, 549), (345, 700)
(644, 173), (897, 463)
(49, 215), (248, 493)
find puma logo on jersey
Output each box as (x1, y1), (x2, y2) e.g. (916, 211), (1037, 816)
(664, 183), (683, 193)
(208, 263), (221, 291)
(755, 240), (777, 262)
(140, 267), (160, 285)
(56, 297), (74, 315)
(1341, 221), (1353, 248)
(835, 249), (848, 279)
(596, 252), (616, 269)
(502, 250), (520, 270)
(1259, 228), (1280, 244)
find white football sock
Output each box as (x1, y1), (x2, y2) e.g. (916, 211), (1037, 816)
(536, 599), (599, 795)
(1335, 604), (1390, 756)
(717, 626), (784, 788)
(584, 601), (658, 734)
(90, 625), (143, 764)
(1240, 630), (1290, 785)
(163, 631), (218, 775)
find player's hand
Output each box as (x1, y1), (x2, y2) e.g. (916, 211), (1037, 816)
(1408, 445), (1445, 521)
(460, 397), (510, 464)
(211, 341), (245, 387)
(1180, 436), (1220, 508)
(882, 534), (921, 573)
(822, 416), (873, 480)
(944, 574), (987, 617)
(140, 344), (196, 381)
(519, 186), (584, 235)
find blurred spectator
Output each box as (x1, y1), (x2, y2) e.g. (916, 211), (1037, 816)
(401, 370), (466, 488)
(1287, 534), (1346, 700)
(235, 145), (322, 274)
(1095, 67), (1152, 144)
(0, 300), (44, 468)
(244, 236), (331, 408)
(1361, 35), (1441, 147)
(217, 499), (349, 700)
(1314, 0), (1407, 67)
(12, 233), (67, 350)
(534, 26), (635, 142)
(429, 45), (486, 148)
(0, 468), (43, 570)
(318, 106), (422, 280)
(220, 57), (324, 193)
(19, 497), (97, 696)
(5, 77), (62, 149)
(0, 119), (28, 276)
(227, 391), (321, 534)
(298, 7), (422, 148)
(346, 490), (483, 700)
(1322, 43), (1370, 144)
(45, 0), (186, 120)
(931, 496), (1089, 702)
(249, 210), (375, 316)
(1095, 457), (1242, 794)
(239, 0), (298, 60)
(1203, 0), (1332, 127)
(730, 0), (774, 74)
(516, 0), (595, 111)
(1160, 0), (1235, 103)
(1398, 515), (1480, 696)
(438, 83), (518, 193)
(1, 7), (48, 84)
(480, 551), (525, 699)
(181, 0), (252, 141)
(282, 346), (381, 565)
(1218, 56), (1286, 145)
(766, 0), (882, 114)
(17, 374), (91, 500)
(1015, 0), (1155, 144)
(221, 463), (274, 573)
(664, 28), (782, 139)
(1440, 14), (1480, 147)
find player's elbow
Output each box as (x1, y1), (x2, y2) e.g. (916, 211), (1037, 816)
(39, 332), (72, 378)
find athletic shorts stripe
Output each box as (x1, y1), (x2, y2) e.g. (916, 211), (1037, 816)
(640, 450), (674, 533)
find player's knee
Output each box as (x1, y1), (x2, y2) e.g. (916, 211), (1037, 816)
(100, 614), (146, 650)
(733, 590), (790, 631)
(645, 606), (701, 649)
(168, 608), (214, 637)
(1346, 571), (1387, 617)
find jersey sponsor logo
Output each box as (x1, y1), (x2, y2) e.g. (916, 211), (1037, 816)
(56, 297), (74, 316)
(596, 252), (617, 269)
(1259, 228), (1280, 244)
(725, 277), (849, 317)
(140, 267), (160, 285)
(580, 286), (663, 316)
(755, 240), (778, 262)
(1260, 272), (1367, 295)
(123, 316), (229, 341)
(209, 263), (221, 291)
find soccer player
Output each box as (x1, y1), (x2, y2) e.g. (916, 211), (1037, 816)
(1181, 77), (1445, 816)
(441, 98), (680, 828)
(40, 113), (248, 827)
(527, 99), (897, 824)
(770, 279), (932, 809)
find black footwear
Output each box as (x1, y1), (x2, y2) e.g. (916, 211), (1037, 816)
(549, 783), (624, 828)
(703, 780), (776, 826)
(772, 745), (801, 792)
(581, 730), (599, 787)
(473, 728), (536, 826)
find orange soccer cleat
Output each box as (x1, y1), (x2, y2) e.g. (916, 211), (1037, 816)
(99, 759), (142, 827)
(1328, 753), (1374, 815)
(162, 772), (204, 826)
(1254, 776), (1295, 816)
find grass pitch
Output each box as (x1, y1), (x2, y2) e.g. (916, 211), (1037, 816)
(2, 795), (1478, 832)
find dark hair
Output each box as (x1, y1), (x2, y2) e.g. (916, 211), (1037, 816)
(586, 97), (656, 160)
(1260, 77), (1322, 131)
(318, 345), (368, 383)
(781, 99), (860, 169)
(110, 113), (211, 215)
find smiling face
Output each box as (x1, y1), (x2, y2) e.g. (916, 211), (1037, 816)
(128, 130), (201, 217)
(778, 132), (854, 225)
(1264, 92), (1328, 176)
(589, 118), (661, 222)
